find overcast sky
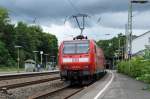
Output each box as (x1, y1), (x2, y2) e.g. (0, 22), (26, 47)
(0, 0), (150, 43)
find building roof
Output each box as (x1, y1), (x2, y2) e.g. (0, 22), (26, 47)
(133, 31), (150, 41)
(25, 59), (35, 63)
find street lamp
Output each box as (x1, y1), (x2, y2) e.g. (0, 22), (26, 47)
(44, 54), (49, 69)
(128, 0), (148, 58)
(40, 51), (43, 65)
(14, 45), (22, 73)
(33, 51), (39, 67)
(50, 56), (55, 69)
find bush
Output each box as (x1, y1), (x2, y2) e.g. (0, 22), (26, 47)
(117, 56), (150, 84)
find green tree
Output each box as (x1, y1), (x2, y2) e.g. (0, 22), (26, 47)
(0, 7), (16, 66)
(97, 33), (126, 59)
(0, 7), (58, 68)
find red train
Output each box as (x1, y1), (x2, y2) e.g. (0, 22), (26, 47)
(58, 39), (105, 83)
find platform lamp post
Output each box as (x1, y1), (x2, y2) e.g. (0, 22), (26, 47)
(128, 0), (148, 58)
(33, 51), (39, 67)
(40, 51), (43, 65)
(50, 56), (55, 69)
(44, 54), (49, 69)
(14, 45), (22, 73)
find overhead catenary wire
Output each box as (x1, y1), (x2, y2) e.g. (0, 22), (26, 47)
(65, 0), (80, 13)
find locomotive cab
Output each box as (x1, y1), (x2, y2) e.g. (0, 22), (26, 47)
(58, 39), (105, 83)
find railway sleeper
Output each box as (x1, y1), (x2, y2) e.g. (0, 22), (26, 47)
(0, 87), (12, 95)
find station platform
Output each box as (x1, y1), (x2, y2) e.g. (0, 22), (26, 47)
(70, 70), (150, 99)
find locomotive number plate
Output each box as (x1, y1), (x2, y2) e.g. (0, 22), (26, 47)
(63, 57), (88, 63)
(72, 58), (79, 62)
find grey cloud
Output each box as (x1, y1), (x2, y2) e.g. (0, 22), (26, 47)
(0, 0), (150, 29)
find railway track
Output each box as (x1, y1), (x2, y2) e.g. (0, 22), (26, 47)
(28, 80), (96, 99)
(28, 72), (107, 99)
(0, 71), (60, 93)
(28, 85), (84, 99)
(0, 70), (59, 81)
(0, 71), (107, 99)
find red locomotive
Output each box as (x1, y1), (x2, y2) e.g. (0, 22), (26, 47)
(58, 38), (105, 83)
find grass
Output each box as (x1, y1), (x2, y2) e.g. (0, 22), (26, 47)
(0, 66), (24, 72)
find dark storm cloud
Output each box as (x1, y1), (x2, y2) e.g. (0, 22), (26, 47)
(0, 0), (128, 19)
(0, 0), (150, 28)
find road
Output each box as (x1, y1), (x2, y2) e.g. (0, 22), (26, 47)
(70, 70), (150, 99)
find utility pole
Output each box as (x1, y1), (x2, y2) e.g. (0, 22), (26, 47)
(128, 0), (133, 59)
(128, 0), (148, 58)
(125, 24), (129, 60)
(128, 0), (148, 72)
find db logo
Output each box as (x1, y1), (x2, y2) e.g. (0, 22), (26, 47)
(72, 58), (79, 62)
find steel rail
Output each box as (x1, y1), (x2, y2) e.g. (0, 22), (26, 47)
(64, 88), (84, 99)
(0, 70), (59, 81)
(28, 86), (85, 99)
(0, 77), (60, 91)
(28, 86), (69, 99)
(28, 86), (84, 99)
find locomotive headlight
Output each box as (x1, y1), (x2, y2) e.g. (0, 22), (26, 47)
(63, 58), (72, 63)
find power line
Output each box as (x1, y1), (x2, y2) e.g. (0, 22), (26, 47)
(66, 0), (80, 13)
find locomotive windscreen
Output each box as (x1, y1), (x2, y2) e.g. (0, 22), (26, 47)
(63, 40), (89, 54)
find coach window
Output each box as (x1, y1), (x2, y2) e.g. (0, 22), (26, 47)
(94, 45), (96, 53)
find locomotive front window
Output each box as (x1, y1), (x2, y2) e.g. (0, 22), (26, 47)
(76, 43), (89, 54)
(63, 41), (89, 54)
(63, 43), (76, 54)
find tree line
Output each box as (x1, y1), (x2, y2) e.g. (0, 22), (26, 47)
(96, 33), (126, 60)
(0, 7), (58, 67)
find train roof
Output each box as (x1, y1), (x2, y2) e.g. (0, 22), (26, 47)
(62, 39), (95, 43)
